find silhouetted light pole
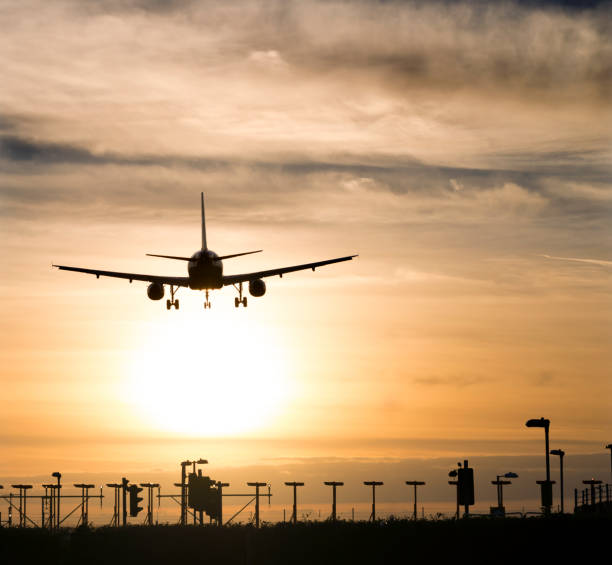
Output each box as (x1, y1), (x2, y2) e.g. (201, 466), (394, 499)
(284, 482), (304, 524)
(180, 460), (191, 525)
(324, 482), (344, 521)
(491, 472), (517, 514)
(582, 479), (602, 508)
(364, 481), (383, 521)
(448, 470), (459, 519)
(405, 481), (425, 520)
(550, 449), (565, 513)
(247, 482), (267, 528)
(526, 417), (554, 514)
(106, 483), (122, 527)
(50, 472), (62, 529)
(140, 483), (160, 525)
(216, 481), (229, 526)
(11, 484), (32, 527)
(74, 483), (95, 527)
(606, 444), (612, 485)
(121, 477), (129, 526)
(192, 459), (208, 525)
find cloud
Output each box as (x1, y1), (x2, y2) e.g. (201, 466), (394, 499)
(0, 135), (104, 164)
(541, 254), (612, 267)
(0, 0), (610, 285)
(280, 1), (612, 101)
(413, 375), (489, 388)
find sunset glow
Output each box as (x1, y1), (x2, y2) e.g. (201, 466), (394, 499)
(0, 1), (610, 507)
(124, 311), (292, 436)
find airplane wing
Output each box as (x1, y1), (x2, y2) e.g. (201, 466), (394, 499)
(222, 255), (358, 286)
(52, 265), (190, 287)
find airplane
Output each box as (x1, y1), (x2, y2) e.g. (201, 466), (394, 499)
(53, 193), (358, 310)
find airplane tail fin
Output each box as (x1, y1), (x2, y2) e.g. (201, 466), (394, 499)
(201, 192), (207, 250)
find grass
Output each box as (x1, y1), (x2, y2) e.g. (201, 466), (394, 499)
(1, 514), (608, 564)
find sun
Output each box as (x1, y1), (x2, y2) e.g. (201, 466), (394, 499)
(124, 308), (293, 436)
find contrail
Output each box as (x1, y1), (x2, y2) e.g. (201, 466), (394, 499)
(540, 254), (612, 267)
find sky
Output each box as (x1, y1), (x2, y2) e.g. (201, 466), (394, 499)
(1, 0), (611, 512)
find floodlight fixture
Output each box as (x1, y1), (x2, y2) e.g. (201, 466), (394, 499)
(504, 472), (519, 479)
(526, 417), (550, 428)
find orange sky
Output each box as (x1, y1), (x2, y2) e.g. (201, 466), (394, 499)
(1, 1), (610, 499)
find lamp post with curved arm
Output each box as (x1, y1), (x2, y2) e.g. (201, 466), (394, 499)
(526, 418), (554, 514)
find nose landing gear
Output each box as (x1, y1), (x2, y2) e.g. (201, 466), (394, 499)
(203, 289), (211, 309)
(166, 285), (180, 310)
(233, 282), (248, 308)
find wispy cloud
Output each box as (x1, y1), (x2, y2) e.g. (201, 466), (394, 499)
(541, 254), (612, 267)
(413, 375), (489, 388)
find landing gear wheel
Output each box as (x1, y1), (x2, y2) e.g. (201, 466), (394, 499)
(233, 282), (248, 308)
(166, 285), (180, 311)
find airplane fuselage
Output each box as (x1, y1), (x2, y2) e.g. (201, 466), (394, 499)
(188, 249), (224, 290)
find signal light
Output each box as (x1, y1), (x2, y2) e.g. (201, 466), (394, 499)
(187, 473), (221, 520)
(457, 467), (475, 506)
(128, 485), (144, 517)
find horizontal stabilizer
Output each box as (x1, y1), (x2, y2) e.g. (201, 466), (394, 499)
(146, 254), (191, 261)
(217, 250), (263, 261)
(222, 254), (358, 286)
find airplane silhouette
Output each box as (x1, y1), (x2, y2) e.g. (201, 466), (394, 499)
(54, 194), (357, 309)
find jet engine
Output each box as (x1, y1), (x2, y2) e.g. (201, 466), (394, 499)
(249, 279), (266, 297)
(147, 282), (165, 300)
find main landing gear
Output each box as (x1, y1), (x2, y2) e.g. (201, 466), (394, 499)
(233, 282), (248, 308)
(204, 289), (211, 309)
(166, 285), (180, 310)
